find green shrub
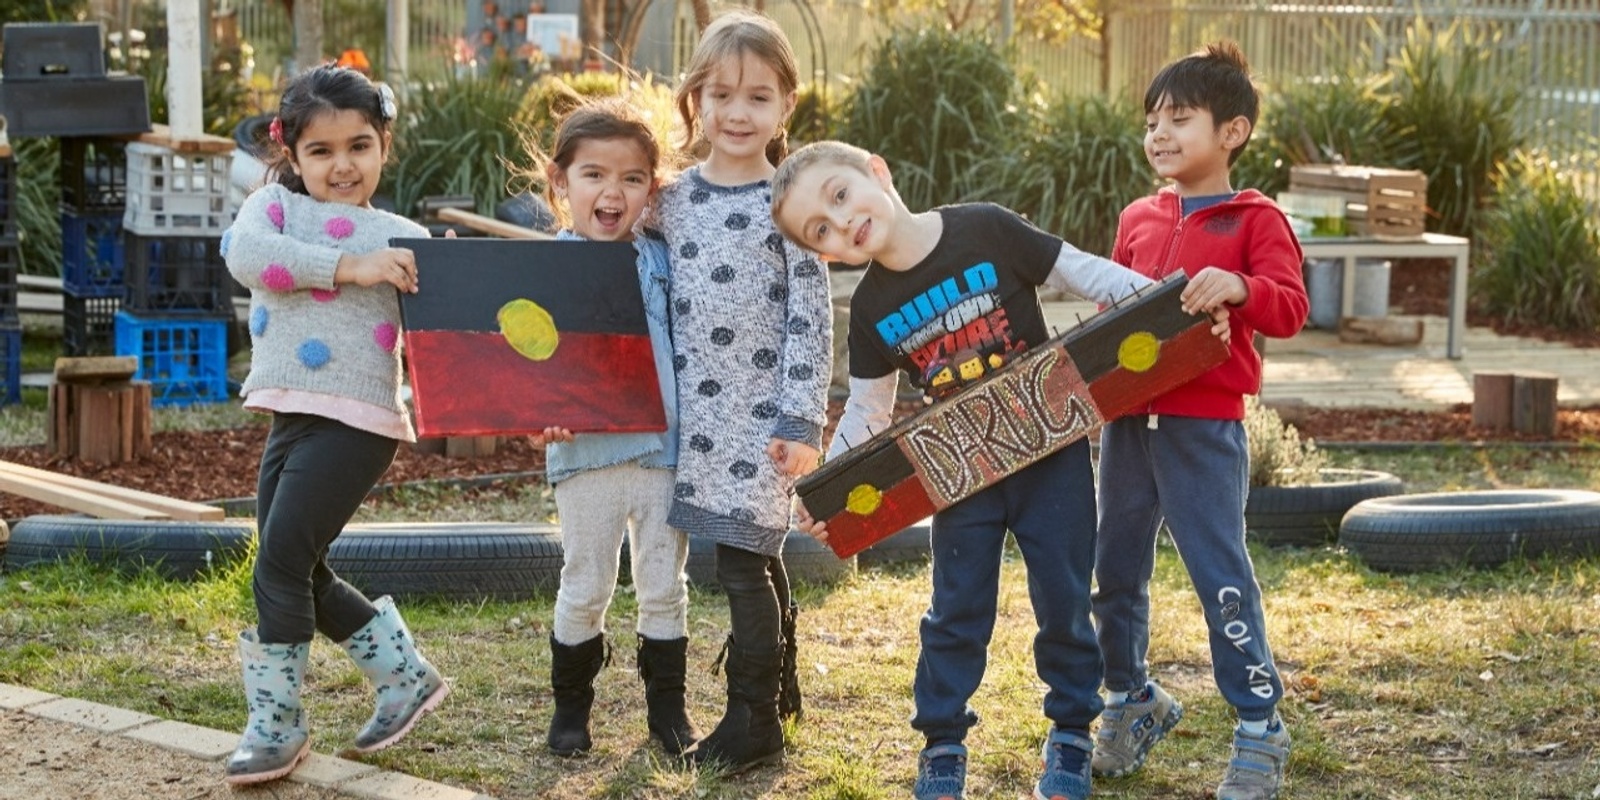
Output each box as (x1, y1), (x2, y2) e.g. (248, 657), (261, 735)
(1382, 18), (1522, 236)
(790, 81), (842, 146)
(1476, 151), (1600, 332)
(969, 93), (1150, 257)
(387, 70), (539, 218)
(1238, 71), (1399, 198)
(11, 137), (63, 277)
(1245, 396), (1327, 487)
(840, 26), (1025, 212)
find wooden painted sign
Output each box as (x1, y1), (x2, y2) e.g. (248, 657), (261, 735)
(796, 274), (1229, 558)
(395, 238), (666, 437)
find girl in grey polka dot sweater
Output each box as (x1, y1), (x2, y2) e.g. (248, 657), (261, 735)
(647, 9), (832, 771)
(218, 65), (447, 787)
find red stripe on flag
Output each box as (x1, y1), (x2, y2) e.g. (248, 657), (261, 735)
(406, 330), (666, 436)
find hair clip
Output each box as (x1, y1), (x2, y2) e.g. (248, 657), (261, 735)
(377, 83), (398, 121)
(268, 116), (284, 145)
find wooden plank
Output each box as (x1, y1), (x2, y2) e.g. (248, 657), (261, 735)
(436, 207), (554, 240)
(78, 386), (116, 464)
(0, 468), (170, 520)
(54, 356), (138, 383)
(0, 460), (224, 521)
(132, 382), (153, 456)
(132, 123), (236, 154)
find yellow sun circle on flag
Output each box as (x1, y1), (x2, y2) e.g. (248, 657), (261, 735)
(1117, 331), (1160, 373)
(845, 483), (884, 516)
(498, 298), (559, 361)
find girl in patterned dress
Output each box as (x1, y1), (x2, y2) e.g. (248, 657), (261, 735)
(220, 65), (448, 785)
(647, 8), (832, 772)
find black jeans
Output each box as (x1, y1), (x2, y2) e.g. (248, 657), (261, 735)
(252, 413), (397, 644)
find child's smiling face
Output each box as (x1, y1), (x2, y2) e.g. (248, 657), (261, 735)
(288, 108), (388, 207)
(550, 136), (656, 242)
(772, 159), (894, 265)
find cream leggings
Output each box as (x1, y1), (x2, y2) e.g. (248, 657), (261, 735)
(551, 463), (689, 645)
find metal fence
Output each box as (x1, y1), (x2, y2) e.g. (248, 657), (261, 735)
(217, 0), (1600, 190)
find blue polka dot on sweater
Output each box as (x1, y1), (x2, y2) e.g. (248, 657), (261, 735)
(219, 228), (233, 258)
(250, 306), (269, 336)
(297, 339), (331, 369)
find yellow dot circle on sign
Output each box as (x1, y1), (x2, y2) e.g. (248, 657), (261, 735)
(497, 298), (560, 361)
(845, 484), (884, 516)
(1118, 331), (1160, 373)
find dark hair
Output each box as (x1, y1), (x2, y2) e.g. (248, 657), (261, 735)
(1143, 40), (1258, 164)
(533, 95), (666, 230)
(673, 9), (798, 167)
(265, 64), (396, 195)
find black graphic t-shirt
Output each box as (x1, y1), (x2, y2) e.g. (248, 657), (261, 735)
(847, 203), (1061, 398)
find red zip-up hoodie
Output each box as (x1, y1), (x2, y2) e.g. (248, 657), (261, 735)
(1112, 187), (1309, 420)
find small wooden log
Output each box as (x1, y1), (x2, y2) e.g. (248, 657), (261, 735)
(1337, 316), (1423, 346)
(1512, 372), (1559, 437)
(48, 380), (155, 464)
(1472, 372), (1515, 431)
(54, 355), (138, 384)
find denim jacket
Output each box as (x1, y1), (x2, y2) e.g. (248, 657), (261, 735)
(545, 231), (679, 485)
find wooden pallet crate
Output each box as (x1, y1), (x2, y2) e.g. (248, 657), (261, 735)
(1289, 164), (1427, 239)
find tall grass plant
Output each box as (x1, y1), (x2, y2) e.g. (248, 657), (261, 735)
(838, 26), (1026, 213)
(1476, 151), (1600, 332)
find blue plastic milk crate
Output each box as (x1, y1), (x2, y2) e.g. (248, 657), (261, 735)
(0, 322), (20, 406)
(113, 311), (229, 407)
(60, 208), (126, 297)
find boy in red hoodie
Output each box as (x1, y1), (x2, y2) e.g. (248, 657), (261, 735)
(1089, 41), (1308, 800)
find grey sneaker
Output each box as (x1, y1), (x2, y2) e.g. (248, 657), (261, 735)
(1091, 682), (1183, 778)
(1217, 718), (1291, 800)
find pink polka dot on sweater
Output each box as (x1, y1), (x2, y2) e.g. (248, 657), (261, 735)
(261, 264), (294, 291)
(266, 202), (285, 230)
(311, 288), (340, 303)
(325, 217), (355, 239)
(373, 321), (398, 352)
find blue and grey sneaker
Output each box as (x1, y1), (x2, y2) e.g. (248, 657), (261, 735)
(1034, 729), (1092, 800)
(913, 743), (967, 800)
(1091, 682), (1183, 778)
(1217, 717), (1291, 800)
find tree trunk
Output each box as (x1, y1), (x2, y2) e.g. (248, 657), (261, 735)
(293, 0), (322, 74)
(692, 0), (712, 32)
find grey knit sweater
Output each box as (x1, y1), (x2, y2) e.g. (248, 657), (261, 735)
(649, 167), (833, 556)
(222, 183), (428, 417)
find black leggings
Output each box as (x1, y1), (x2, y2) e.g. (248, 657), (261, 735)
(253, 413), (397, 644)
(714, 544), (791, 653)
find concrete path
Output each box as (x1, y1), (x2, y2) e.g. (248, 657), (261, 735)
(0, 683), (494, 799)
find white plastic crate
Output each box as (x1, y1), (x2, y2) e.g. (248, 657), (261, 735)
(123, 141), (234, 236)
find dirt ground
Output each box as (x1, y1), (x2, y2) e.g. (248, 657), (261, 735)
(0, 708), (346, 800)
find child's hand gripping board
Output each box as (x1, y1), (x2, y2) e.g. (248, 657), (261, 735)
(795, 273), (1228, 559)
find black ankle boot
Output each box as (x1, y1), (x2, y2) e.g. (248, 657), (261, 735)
(684, 636), (784, 772)
(778, 602), (803, 722)
(547, 633), (608, 757)
(637, 636), (701, 755)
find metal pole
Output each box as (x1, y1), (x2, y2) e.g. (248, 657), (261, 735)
(167, 0), (205, 137)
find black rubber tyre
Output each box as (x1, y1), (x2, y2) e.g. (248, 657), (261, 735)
(1246, 469), (1405, 547)
(328, 522), (565, 602)
(682, 529), (856, 588)
(855, 521), (933, 569)
(3, 515), (255, 579)
(1339, 489), (1600, 572)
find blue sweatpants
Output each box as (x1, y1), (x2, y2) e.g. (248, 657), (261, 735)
(911, 439), (1104, 744)
(1092, 415), (1283, 722)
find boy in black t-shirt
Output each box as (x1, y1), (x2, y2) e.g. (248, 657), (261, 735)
(773, 140), (1228, 800)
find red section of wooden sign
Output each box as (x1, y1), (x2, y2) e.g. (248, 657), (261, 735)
(821, 474), (938, 559)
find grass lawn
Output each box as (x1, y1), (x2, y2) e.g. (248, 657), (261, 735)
(2, 443), (1598, 799)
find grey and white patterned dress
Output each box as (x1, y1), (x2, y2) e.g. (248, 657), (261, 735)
(647, 166), (832, 556)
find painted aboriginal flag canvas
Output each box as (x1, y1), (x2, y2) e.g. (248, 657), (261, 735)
(395, 238), (666, 437)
